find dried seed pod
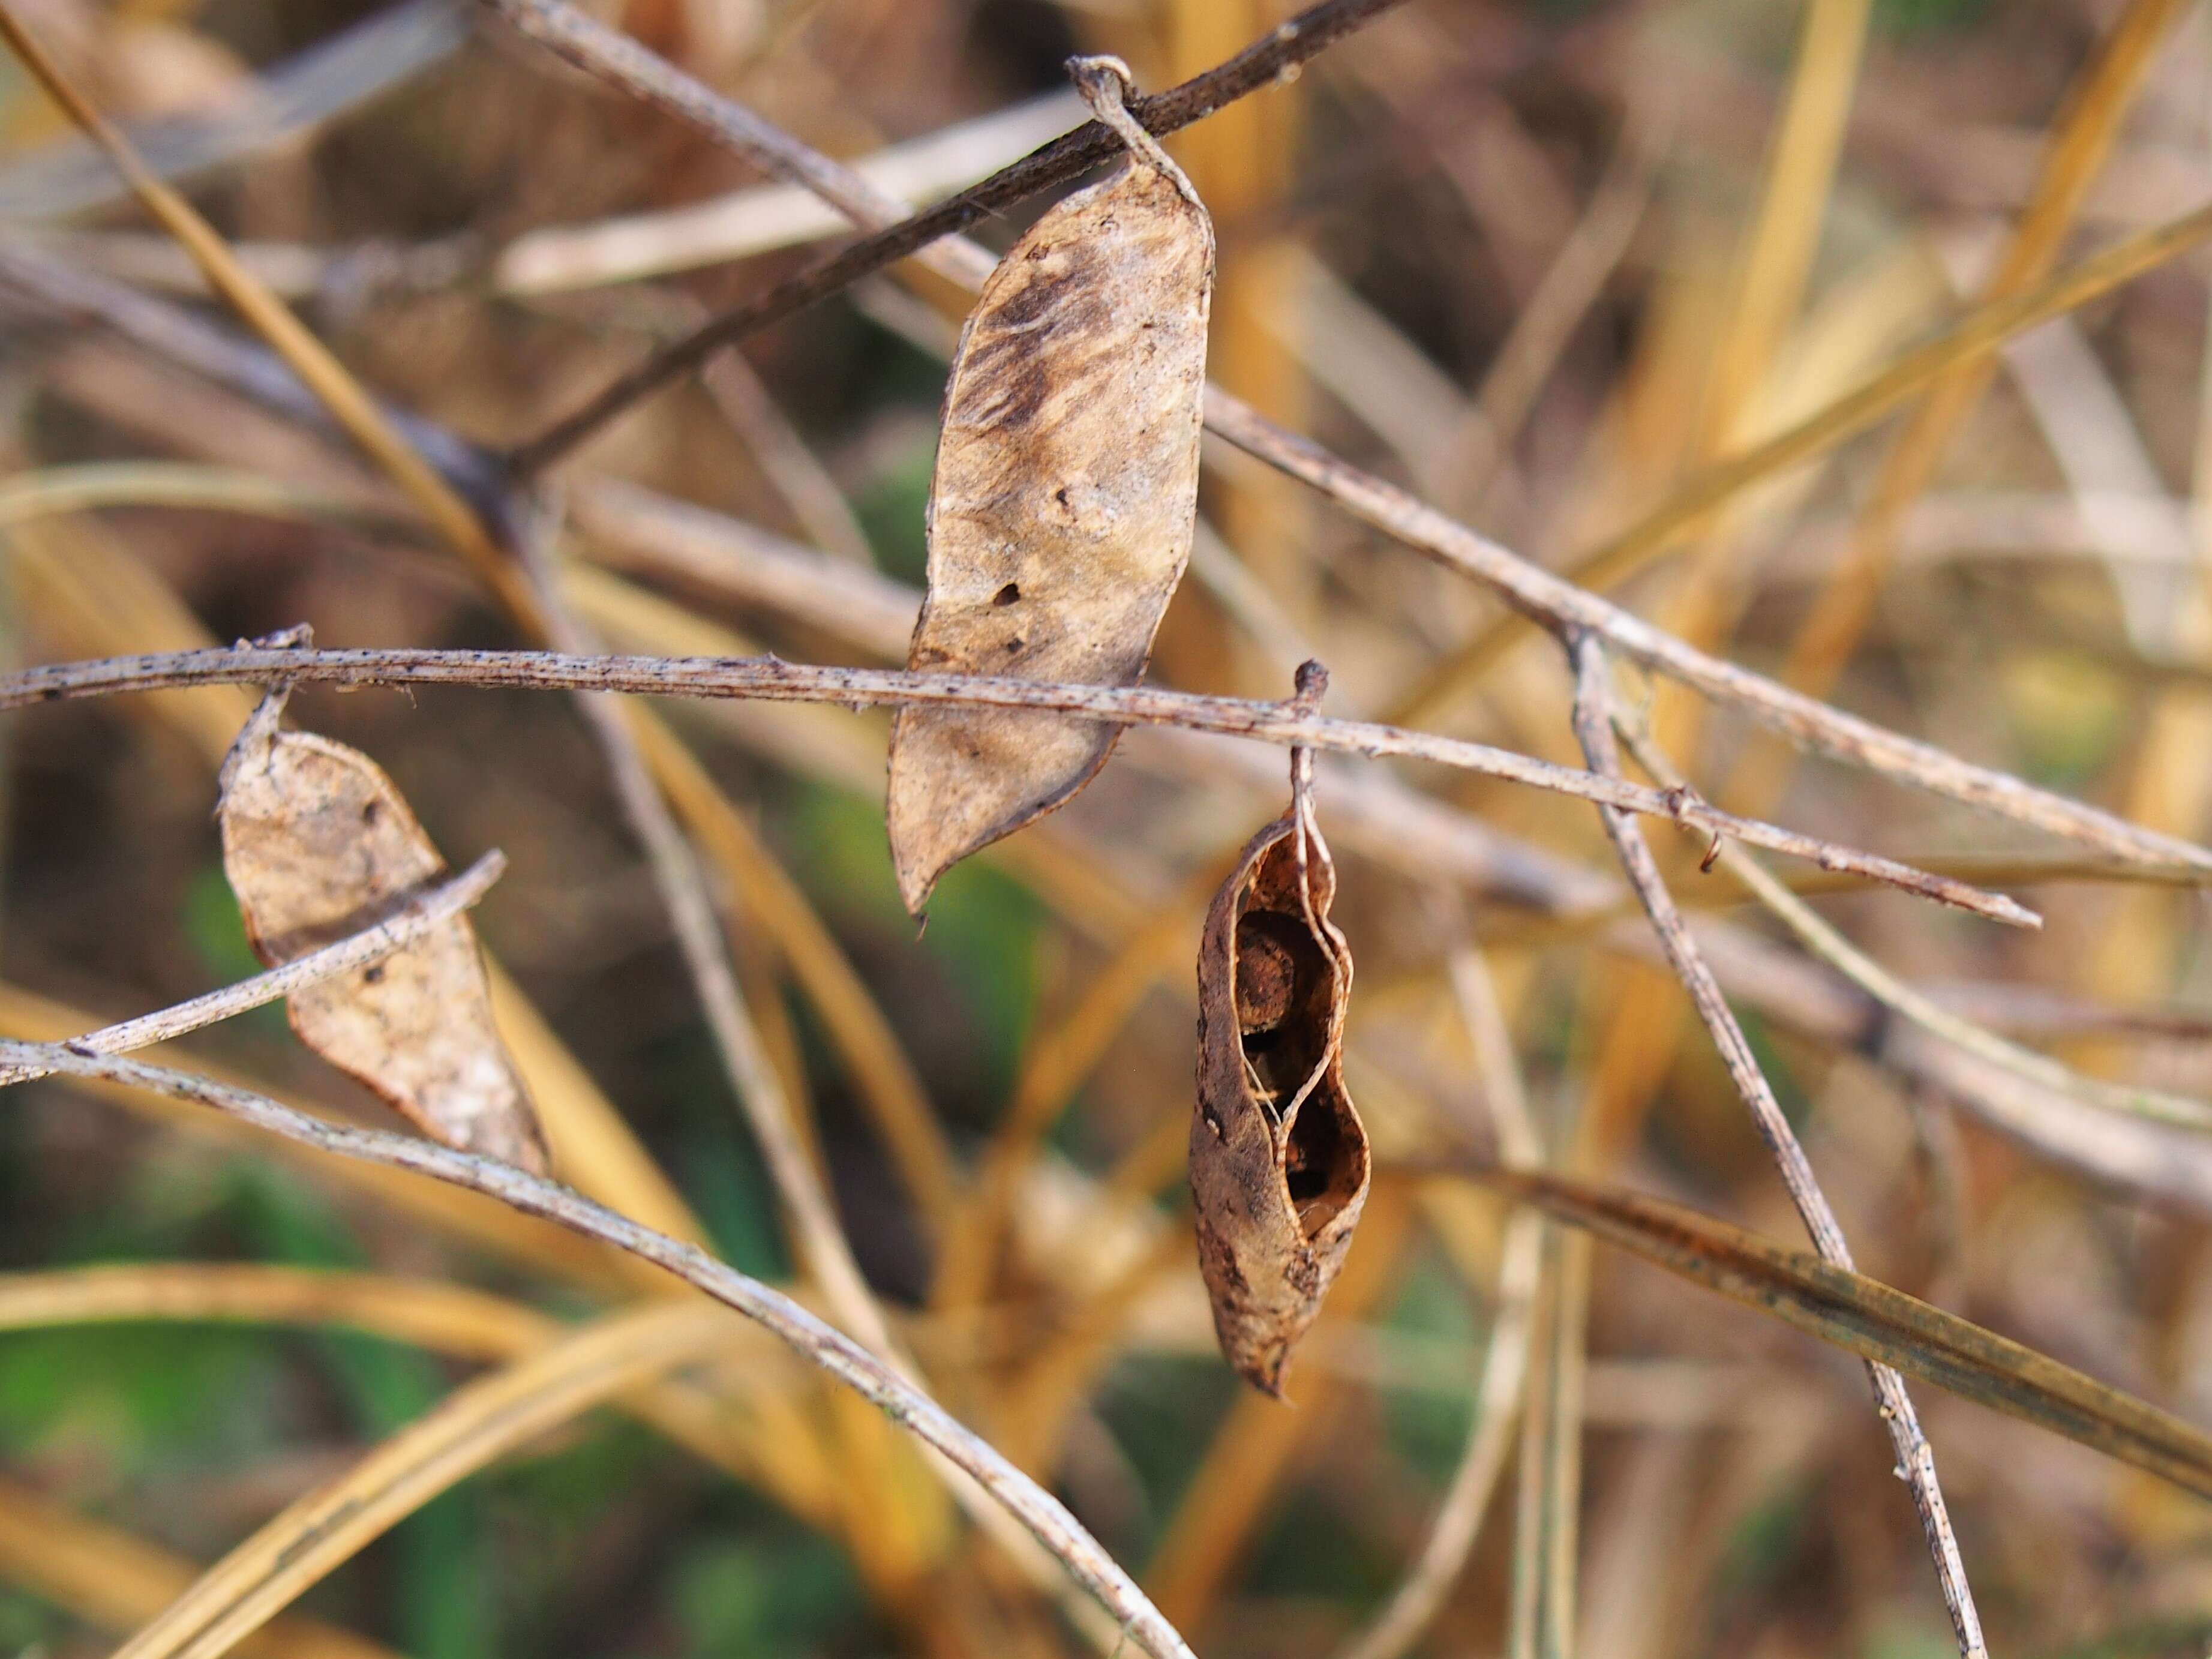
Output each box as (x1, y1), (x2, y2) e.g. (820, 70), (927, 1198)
(1190, 751), (1369, 1395)
(886, 56), (1214, 916)
(218, 677), (549, 1174)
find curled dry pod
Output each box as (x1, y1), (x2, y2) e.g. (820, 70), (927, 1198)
(886, 57), (1214, 916)
(1190, 757), (1370, 1395)
(218, 677), (550, 1174)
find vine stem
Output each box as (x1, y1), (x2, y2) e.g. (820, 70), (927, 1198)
(0, 642), (2036, 925)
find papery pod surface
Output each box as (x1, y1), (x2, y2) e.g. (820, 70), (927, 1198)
(1190, 796), (1369, 1394)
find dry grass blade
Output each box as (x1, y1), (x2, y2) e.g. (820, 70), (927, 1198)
(1435, 1163), (2212, 1502)
(1509, 1223), (1590, 1659)
(492, 91), (1089, 296)
(932, 867), (1214, 1316)
(1335, 947), (1541, 1659)
(0, 1262), (839, 1529)
(0, 643), (2043, 924)
(1456, 87), (1670, 509)
(1694, 0), (1873, 461)
(1145, 1193), (1412, 1632)
(0, 1474), (397, 1659)
(0, 1040), (1197, 1659)
(0, 460), (409, 532)
(1386, 196), (2212, 727)
(0, 0), (464, 218)
(106, 1302), (748, 1659)
(633, 716), (961, 1242)
(0, 1), (538, 624)
(0, 1263), (561, 1358)
(1775, 0), (2194, 705)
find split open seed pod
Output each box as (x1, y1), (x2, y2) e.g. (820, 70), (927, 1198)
(1190, 754), (1370, 1395)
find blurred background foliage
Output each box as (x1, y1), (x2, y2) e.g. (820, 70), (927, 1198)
(5, 0), (2212, 1656)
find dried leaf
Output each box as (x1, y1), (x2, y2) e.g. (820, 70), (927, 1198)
(1190, 768), (1369, 1394)
(886, 65), (1214, 917)
(217, 681), (548, 1174)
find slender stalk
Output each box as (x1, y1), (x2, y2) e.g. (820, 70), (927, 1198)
(1563, 632), (1986, 1659)
(0, 643), (2038, 924)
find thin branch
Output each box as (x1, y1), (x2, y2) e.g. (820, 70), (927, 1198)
(12, 63), (2201, 890)
(488, 0), (1415, 470)
(0, 643), (2039, 925)
(1563, 631), (1987, 1659)
(0, 853), (505, 1088)
(472, 0), (2212, 878)
(0, 1040), (1195, 1659)
(1203, 389), (2212, 874)
(1611, 716), (2212, 1129)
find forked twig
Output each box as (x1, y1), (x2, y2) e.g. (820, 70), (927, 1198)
(0, 1040), (1197, 1659)
(1610, 713), (2212, 1131)
(0, 643), (2038, 925)
(1563, 631), (1986, 1659)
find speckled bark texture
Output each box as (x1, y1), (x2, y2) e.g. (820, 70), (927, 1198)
(1190, 796), (1369, 1395)
(886, 154), (1214, 916)
(218, 688), (549, 1173)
